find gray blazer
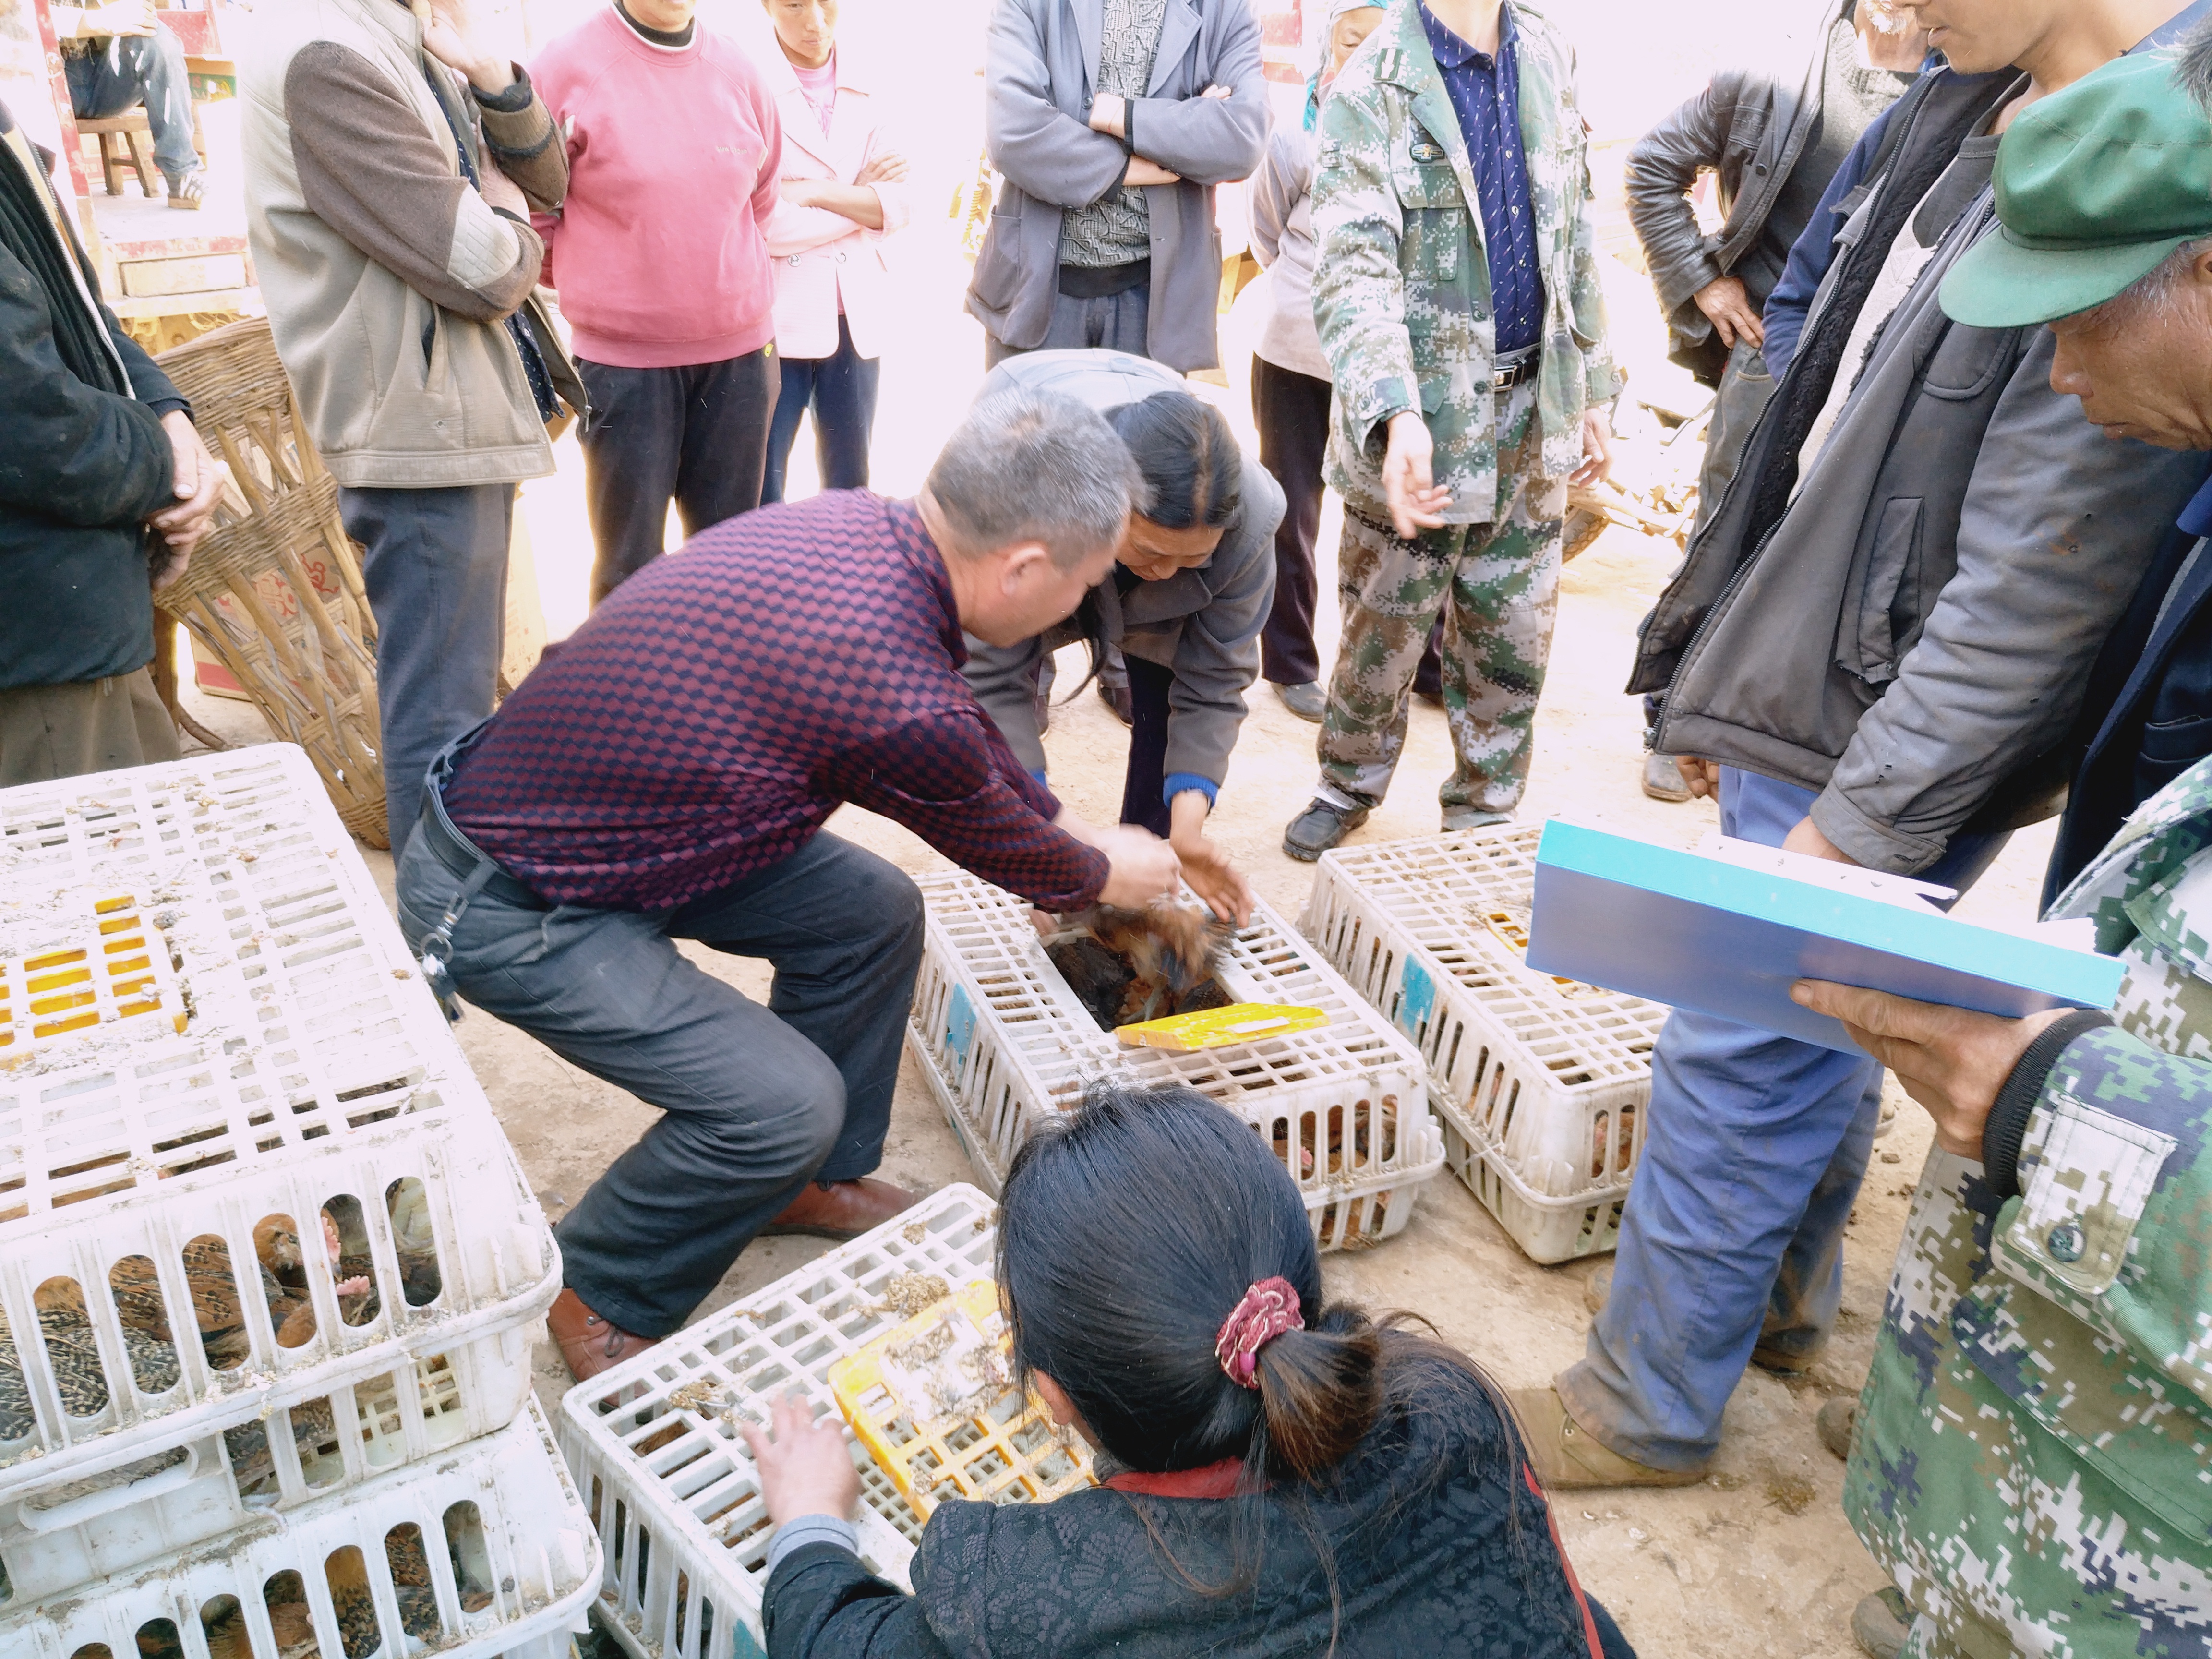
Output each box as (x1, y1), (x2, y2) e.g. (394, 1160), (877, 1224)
(966, 0), (1267, 373)
(1645, 193), (2206, 873)
(963, 349), (1283, 789)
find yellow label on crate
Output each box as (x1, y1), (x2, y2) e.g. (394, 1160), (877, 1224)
(1114, 1001), (1329, 1051)
(828, 1280), (1092, 1518)
(1476, 907), (1598, 998)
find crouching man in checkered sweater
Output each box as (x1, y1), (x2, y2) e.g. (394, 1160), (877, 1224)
(391, 391), (1183, 1383)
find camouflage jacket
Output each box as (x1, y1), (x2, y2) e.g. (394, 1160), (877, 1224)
(1311, 0), (1618, 526)
(1844, 755), (2212, 1657)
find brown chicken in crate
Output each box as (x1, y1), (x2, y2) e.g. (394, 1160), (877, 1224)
(1047, 900), (1234, 1030)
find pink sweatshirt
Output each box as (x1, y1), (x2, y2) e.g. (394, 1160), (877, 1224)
(529, 9), (783, 369)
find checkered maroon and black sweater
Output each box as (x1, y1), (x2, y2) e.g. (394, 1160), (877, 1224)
(442, 492), (1110, 912)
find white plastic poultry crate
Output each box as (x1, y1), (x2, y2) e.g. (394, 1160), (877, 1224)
(558, 1184), (1005, 1659)
(1299, 825), (1672, 1263)
(7, 1395), (598, 1659)
(0, 746), (559, 1518)
(904, 875), (1443, 1250)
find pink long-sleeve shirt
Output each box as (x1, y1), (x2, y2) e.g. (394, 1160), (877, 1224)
(529, 8), (782, 369)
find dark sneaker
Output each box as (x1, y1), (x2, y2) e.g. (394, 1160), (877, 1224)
(1283, 800), (1368, 862)
(1273, 680), (1326, 722)
(1097, 675), (1132, 726)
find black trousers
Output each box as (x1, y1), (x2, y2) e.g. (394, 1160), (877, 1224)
(1119, 655), (1177, 836)
(577, 349), (777, 607)
(763, 314), (881, 503)
(1251, 355), (1331, 686)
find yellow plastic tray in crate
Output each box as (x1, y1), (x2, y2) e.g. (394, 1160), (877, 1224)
(828, 1280), (1092, 1517)
(0, 893), (188, 1059)
(1115, 1001), (1330, 1051)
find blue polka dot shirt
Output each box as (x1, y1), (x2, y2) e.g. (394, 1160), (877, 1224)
(1418, 0), (1545, 357)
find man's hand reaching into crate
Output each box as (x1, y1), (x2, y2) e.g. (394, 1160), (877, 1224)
(741, 1392), (862, 1527)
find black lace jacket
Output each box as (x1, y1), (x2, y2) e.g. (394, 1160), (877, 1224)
(762, 1380), (1633, 1658)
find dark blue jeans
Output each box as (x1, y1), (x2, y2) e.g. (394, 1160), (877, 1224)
(66, 25), (197, 184)
(761, 314), (880, 503)
(339, 482), (513, 861)
(393, 775), (925, 1337)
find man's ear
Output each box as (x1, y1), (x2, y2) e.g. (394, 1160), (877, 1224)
(997, 540), (1053, 595)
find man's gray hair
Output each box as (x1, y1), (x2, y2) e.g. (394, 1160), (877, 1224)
(2177, 12), (2212, 110)
(926, 389), (1148, 571)
(2085, 235), (2212, 327)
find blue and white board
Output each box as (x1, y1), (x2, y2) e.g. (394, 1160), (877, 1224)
(1526, 821), (2124, 1055)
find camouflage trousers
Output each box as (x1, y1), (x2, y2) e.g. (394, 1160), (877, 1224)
(1315, 389), (1568, 818)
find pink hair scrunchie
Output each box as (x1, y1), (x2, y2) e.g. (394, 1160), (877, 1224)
(1214, 1277), (1305, 1389)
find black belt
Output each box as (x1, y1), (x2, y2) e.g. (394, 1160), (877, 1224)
(415, 794), (548, 912)
(1492, 349), (1539, 391)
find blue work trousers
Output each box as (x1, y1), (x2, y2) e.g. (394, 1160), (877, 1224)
(1555, 767), (2008, 1470)
(66, 25), (197, 184)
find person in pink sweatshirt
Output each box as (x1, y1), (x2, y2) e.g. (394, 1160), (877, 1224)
(531, 0), (783, 606)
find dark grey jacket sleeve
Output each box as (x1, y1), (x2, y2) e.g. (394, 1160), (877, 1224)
(1624, 72), (1743, 318)
(984, 0), (1130, 210)
(1157, 458), (1283, 785)
(1811, 328), (2211, 870)
(1124, 3), (1267, 186)
(962, 631), (1049, 776)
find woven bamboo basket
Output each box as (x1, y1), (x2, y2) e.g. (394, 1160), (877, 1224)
(153, 318), (389, 848)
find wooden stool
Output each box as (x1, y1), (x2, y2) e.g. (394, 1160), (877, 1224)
(77, 111), (161, 197)
(76, 101), (209, 198)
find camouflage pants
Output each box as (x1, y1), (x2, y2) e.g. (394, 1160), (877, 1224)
(1316, 390), (1567, 817)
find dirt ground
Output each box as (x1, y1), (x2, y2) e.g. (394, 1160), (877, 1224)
(177, 489), (2060, 1659)
(156, 5), (2065, 1648)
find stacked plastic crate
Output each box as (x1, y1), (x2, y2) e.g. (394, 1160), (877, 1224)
(1298, 825), (1671, 1262)
(0, 745), (597, 1659)
(559, 1183), (1027, 1659)
(904, 872), (1443, 1250)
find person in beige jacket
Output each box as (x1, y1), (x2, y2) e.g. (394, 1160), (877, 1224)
(758, 0), (909, 502)
(239, 0), (571, 853)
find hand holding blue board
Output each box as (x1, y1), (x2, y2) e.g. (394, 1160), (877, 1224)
(1525, 821), (2123, 1055)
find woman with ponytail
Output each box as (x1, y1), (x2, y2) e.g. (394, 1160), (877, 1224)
(742, 1083), (1636, 1658)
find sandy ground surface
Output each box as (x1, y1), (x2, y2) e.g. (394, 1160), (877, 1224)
(150, 5), (2060, 1651)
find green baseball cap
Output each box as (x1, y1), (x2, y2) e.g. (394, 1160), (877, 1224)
(1940, 49), (2212, 329)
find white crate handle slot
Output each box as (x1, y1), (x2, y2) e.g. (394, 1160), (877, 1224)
(16, 1440), (201, 1535)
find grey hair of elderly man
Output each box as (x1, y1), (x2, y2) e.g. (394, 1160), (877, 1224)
(918, 387), (1147, 651)
(924, 388), (1146, 570)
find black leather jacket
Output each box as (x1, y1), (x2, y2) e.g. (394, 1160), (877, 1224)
(1624, 0), (1851, 381)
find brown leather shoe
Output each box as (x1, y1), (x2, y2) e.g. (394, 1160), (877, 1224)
(548, 1288), (661, 1383)
(763, 1178), (920, 1240)
(1509, 1385), (1708, 1490)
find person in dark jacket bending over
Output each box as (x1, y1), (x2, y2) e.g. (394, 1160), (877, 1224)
(0, 95), (221, 784)
(1623, 0), (1922, 802)
(962, 350), (1284, 926)
(393, 392), (1183, 1384)
(743, 1082), (1637, 1659)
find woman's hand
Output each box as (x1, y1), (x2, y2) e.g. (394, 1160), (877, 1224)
(856, 150), (910, 187)
(780, 177), (830, 210)
(1169, 791), (1252, 927)
(738, 1392), (861, 1528)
